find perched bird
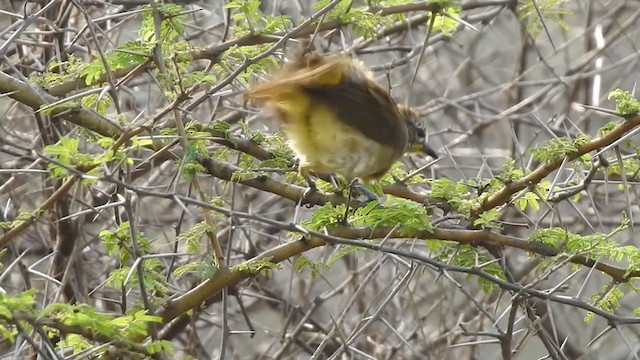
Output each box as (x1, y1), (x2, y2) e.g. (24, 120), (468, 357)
(248, 52), (437, 201)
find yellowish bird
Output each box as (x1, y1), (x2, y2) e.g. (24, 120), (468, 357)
(248, 53), (437, 201)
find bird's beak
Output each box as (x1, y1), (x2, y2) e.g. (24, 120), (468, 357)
(410, 142), (438, 159)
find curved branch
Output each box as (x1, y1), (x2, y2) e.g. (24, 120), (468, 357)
(156, 222), (640, 329)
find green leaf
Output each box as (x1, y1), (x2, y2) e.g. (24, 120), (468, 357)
(177, 221), (213, 253)
(44, 137), (79, 159)
(518, 0), (571, 39)
(473, 209), (501, 229)
(327, 244), (366, 265)
(514, 191), (540, 211)
(499, 158), (525, 183)
(301, 203), (346, 231)
(139, 4), (187, 43)
(585, 286), (625, 323)
(351, 197), (432, 233)
(294, 255), (330, 279)
(231, 257), (282, 277)
(429, 178), (469, 201)
(173, 257), (219, 279)
(530, 134), (592, 164)
(79, 56), (107, 85)
(608, 89), (640, 116)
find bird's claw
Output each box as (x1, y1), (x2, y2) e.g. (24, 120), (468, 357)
(352, 184), (379, 204)
(391, 174), (405, 186)
(360, 196), (378, 208)
(301, 186), (318, 208)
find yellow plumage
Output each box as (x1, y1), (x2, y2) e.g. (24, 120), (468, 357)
(247, 53), (435, 200)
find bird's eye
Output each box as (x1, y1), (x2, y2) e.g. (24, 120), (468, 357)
(409, 120), (425, 136)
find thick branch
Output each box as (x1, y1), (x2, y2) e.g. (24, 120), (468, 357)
(331, 226), (640, 283)
(0, 71), (122, 137)
(156, 223), (640, 328)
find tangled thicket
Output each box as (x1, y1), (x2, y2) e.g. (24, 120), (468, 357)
(2, 1), (640, 359)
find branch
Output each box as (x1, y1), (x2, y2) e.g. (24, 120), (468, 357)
(0, 71), (122, 137)
(199, 156), (354, 207)
(91, 174), (637, 329)
(4, 312), (155, 357)
(0, 176), (77, 249)
(155, 223), (640, 330)
(475, 114), (640, 215)
(43, 0), (501, 97)
(330, 226), (639, 283)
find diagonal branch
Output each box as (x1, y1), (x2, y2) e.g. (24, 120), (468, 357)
(475, 114), (640, 215)
(0, 71), (122, 137)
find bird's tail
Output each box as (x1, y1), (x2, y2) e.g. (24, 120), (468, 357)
(247, 55), (352, 101)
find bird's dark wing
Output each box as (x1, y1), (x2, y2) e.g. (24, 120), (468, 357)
(303, 79), (407, 150)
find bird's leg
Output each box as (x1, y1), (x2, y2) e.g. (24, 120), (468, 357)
(299, 165), (317, 208)
(329, 174), (340, 189)
(341, 178), (357, 224)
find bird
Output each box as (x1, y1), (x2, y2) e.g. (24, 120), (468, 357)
(247, 52), (437, 203)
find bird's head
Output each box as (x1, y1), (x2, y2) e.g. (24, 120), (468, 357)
(398, 105), (438, 159)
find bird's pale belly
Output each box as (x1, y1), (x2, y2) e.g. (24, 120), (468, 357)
(281, 104), (399, 181)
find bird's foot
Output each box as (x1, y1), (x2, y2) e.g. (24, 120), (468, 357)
(339, 180), (381, 224)
(391, 174), (405, 186)
(352, 183), (379, 204)
(301, 185), (318, 208)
